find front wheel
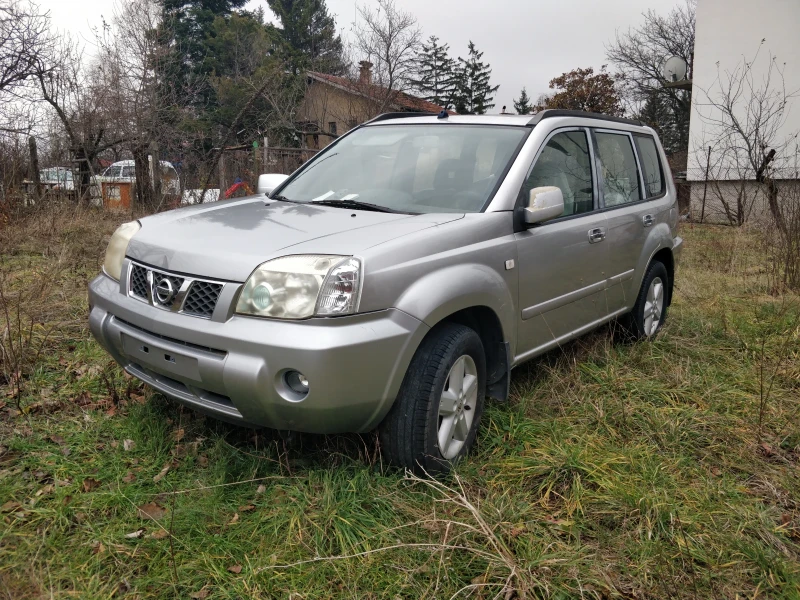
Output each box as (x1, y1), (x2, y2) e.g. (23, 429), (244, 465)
(379, 323), (486, 473)
(625, 260), (669, 340)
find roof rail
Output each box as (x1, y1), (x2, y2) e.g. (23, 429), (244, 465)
(527, 109), (645, 127)
(366, 111), (438, 124)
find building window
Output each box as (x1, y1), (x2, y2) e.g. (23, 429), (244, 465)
(328, 121), (337, 136)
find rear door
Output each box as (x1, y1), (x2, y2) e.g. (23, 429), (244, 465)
(591, 129), (649, 314)
(514, 128), (608, 360)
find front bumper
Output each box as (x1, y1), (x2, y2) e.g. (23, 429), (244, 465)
(88, 272), (428, 433)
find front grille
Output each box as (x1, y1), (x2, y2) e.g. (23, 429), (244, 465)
(127, 262), (226, 319)
(153, 274), (184, 309)
(183, 281), (223, 318)
(130, 265), (149, 299)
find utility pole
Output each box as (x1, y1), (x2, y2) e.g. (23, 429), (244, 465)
(700, 145), (711, 224)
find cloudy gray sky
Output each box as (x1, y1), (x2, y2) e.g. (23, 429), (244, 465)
(38, 0), (678, 112)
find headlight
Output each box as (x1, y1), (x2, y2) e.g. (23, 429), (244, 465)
(236, 255), (362, 319)
(103, 221), (140, 281)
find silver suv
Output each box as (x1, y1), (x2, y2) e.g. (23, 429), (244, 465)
(89, 110), (682, 471)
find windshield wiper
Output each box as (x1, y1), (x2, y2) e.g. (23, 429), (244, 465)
(310, 199), (412, 214)
(271, 194), (300, 203)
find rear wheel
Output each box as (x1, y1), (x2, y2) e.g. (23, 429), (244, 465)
(625, 260), (669, 340)
(379, 323), (486, 473)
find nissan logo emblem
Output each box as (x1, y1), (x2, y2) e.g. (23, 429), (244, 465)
(154, 277), (177, 305)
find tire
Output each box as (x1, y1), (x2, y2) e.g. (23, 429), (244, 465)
(625, 260), (669, 340)
(379, 323), (486, 474)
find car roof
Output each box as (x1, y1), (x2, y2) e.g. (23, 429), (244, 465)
(108, 160), (176, 168)
(365, 109), (645, 129)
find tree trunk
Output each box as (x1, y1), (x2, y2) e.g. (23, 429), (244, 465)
(133, 145), (154, 213)
(151, 142), (162, 208)
(28, 136), (42, 204)
(766, 179), (787, 237)
(75, 146), (91, 205)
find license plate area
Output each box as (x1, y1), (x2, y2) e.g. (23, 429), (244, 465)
(121, 333), (201, 382)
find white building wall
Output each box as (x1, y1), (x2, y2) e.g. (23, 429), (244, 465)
(687, 0), (800, 182)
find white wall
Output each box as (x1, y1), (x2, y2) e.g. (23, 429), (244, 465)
(687, 0), (800, 181)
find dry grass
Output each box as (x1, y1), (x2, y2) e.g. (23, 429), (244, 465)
(0, 209), (799, 599)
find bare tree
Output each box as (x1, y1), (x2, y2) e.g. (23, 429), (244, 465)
(0, 1), (53, 94)
(693, 43), (799, 228)
(606, 0), (695, 153)
(353, 0), (421, 114)
(93, 0), (180, 211)
(0, 0), (54, 135)
(34, 34), (126, 203)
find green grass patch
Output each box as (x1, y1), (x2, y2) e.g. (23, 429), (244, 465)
(1, 215), (799, 598)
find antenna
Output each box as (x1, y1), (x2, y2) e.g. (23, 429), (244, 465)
(662, 56), (688, 83)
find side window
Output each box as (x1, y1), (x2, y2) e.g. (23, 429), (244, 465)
(633, 134), (664, 198)
(121, 166), (136, 178)
(523, 130), (594, 217)
(594, 132), (642, 207)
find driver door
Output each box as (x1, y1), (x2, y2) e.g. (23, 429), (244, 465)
(514, 128), (608, 359)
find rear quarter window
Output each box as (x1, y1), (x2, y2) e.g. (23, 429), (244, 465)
(633, 135), (665, 198)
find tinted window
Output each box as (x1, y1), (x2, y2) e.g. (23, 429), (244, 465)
(279, 125), (528, 213)
(104, 166), (122, 178)
(634, 135), (664, 198)
(523, 130), (594, 217)
(594, 132), (642, 207)
(121, 166), (135, 178)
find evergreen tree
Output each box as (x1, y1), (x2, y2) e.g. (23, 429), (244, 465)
(158, 0), (250, 111)
(266, 0), (345, 75)
(410, 35), (456, 109)
(161, 0), (248, 76)
(513, 87), (532, 114)
(452, 41), (498, 115)
(636, 90), (683, 154)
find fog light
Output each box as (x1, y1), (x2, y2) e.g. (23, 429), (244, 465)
(285, 370), (309, 395)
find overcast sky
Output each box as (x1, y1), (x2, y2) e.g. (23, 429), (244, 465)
(37, 0), (679, 112)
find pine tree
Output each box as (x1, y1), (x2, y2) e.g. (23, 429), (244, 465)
(161, 0), (249, 77)
(453, 41), (498, 115)
(410, 35), (456, 110)
(513, 87), (532, 114)
(266, 0), (345, 75)
(636, 90), (682, 154)
(158, 0), (251, 113)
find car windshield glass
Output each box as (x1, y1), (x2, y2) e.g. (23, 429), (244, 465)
(278, 124), (528, 213)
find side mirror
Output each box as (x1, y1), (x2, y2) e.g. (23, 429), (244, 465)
(524, 186), (564, 225)
(257, 173), (289, 195)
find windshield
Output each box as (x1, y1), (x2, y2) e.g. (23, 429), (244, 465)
(278, 124), (528, 213)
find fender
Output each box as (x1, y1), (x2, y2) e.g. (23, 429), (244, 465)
(394, 262), (517, 352)
(630, 220), (674, 300)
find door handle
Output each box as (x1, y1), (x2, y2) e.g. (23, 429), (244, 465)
(642, 214), (654, 227)
(588, 227), (606, 243)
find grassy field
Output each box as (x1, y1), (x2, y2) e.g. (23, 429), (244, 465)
(1, 207), (799, 599)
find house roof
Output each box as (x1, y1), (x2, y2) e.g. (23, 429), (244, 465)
(307, 71), (446, 114)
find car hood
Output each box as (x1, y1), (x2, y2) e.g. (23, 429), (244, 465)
(127, 196), (462, 281)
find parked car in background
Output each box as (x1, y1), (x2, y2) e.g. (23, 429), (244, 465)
(40, 167), (75, 191)
(92, 159), (181, 199)
(89, 110), (682, 473)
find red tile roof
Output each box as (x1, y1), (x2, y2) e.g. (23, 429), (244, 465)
(307, 71), (447, 114)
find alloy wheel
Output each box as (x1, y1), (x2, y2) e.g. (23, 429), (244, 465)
(437, 354), (478, 460)
(643, 276), (664, 336)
